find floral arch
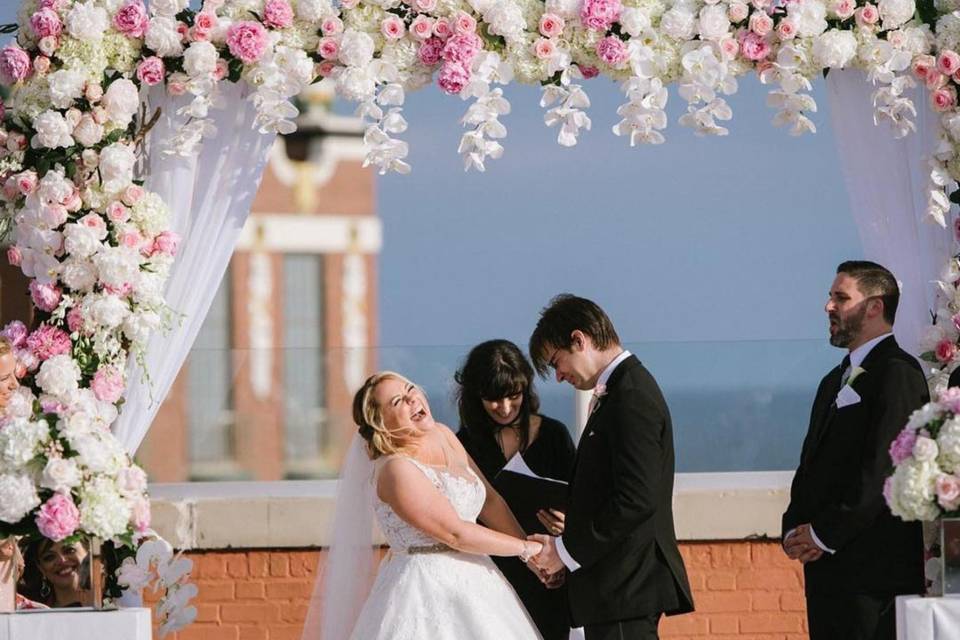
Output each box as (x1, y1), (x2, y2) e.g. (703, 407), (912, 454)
(2, 0), (960, 632)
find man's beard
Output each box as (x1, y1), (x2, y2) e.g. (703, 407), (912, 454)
(829, 306), (866, 348)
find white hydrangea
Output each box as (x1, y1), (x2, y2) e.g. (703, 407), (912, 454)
(36, 355), (82, 399)
(813, 29), (858, 68)
(41, 456), (83, 494)
(47, 69), (87, 110)
(0, 473), (41, 523)
(98, 143), (136, 193)
(5, 389), (36, 421)
(887, 458), (941, 521)
(936, 12), (960, 52)
(0, 418), (49, 470)
(31, 111), (75, 149)
(131, 192), (171, 237)
(93, 246), (141, 290)
(544, 0), (580, 18)
(878, 0), (916, 30)
(938, 416), (960, 473)
(66, 1), (109, 42)
(80, 475), (132, 539)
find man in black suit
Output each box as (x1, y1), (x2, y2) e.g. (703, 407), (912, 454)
(526, 294), (693, 640)
(782, 260), (928, 640)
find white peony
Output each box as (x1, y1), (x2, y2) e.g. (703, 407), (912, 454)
(122, 311), (161, 347)
(41, 456), (83, 494)
(32, 111), (75, 149)
(879, 0), (916, 30)
(72, 433), (124, 475)
(102, 79), (140, 129)
(37, 169), (74, 205)
(84, 294), (130, 329)
(0, 418), (49, 470)
(73, 114), (105, 147)
(60, 257), (99, 292)
(621, 8), (652, 37)
(93, 246), (140, 289)
(297, 0), (334, 20)
(5, 389), (36, 420)
(661, 3), (698, 40)
(149, 0), (190, 17)
(116, 465), (148, 498)
(698, 4), (730, 41)
(79, 475), (132, 539)
(183, 41), (219, 78)
(0, 473), (40, 523)
(813, 29), (858, 68)
(36, 355), (81, 398)
(887, 458), (941, 521)
(484, 0), (526, 44)
(66, 1), (109, 41)
(63, 224), (102, 259)
(336, 66), (377, 101)
(98, 143), (136, 193)
(338, 30), (376, 67)
(789, 0), (828, 37)
(47, 69), (87, 110)
(145, 16), (184, 58)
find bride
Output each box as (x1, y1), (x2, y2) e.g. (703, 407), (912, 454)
(302, 371), (544, 640)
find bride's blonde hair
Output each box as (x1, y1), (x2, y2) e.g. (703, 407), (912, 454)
(353, 371), (423, 459)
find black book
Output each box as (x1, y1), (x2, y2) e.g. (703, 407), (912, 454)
(494, 452), (569, 535)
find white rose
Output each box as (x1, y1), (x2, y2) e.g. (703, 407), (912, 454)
(789, 0), (828, 37)
(813, 29), (858, 68)
(63, 224), (102, 259)
(102, 79), (140, 129)
(47, 69), (86, 110)
(914, 435), (940, 462)
(621, 8), (652, 37)
(31, 111), (75, 149)
(698, 4), (730, 40)
(335, 66), (377, 101)
(879, 0), (916, 30)
(41, 457), (83, 493)
(183, 40), (219, 78)
(73, 114), (105, 147)
(80, 475), (131, 539)
(149, 0), (190, 17)
(338, 30), (376, 67)
(60, 257), (99, 291)
(297, 0), (334, 20)
(145, 16), (184, 58)
(36, 355), (81, 399)
(0, 473), (40, 523)
(661, 4), (698, 40)
(66, 1), (109, 41)
(98, 143), (136, 193)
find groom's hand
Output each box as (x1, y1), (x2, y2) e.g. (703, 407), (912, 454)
(783, 524), (824, 564)
(536, 509), (565, 536)
(528, 534), (565, 575)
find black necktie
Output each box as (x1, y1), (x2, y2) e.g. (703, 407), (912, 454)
(839, 355), (851, 387)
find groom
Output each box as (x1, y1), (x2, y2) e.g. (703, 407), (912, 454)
(527, 294), (693, 640)
(782, 260), (927, 640)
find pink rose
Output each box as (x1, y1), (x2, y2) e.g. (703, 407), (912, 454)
(927, 71), (948, 90)
(381, 15), (406, 40)
(912, 54), (936, 82)
(168, 74), (187, 95)
(539, 13), (565, 38)
(263, 0), (295, 29)
(177, 21), (189, 39)
(595, 35), (628, 67)
(36, 494), (80, 542)
(6, 246), (21, 267)
(833, 0), (855, 19)
(7, 133), (26, 151)
(122, 184), (145, 206)
(79, 212), (107, 236)
(30, 8), (63, 39)
(340, 0), (359, 8)
(14, 171), (37, 196)
(226, 21), (269, 64)
(740, 31), (771, 61)
(418, 37), (444, 66)
(92, 365), (125, 403)
(152, 230), (181, 256)
(533, 38), (556, 60)
(107, 201), (131, 223)
(936, 338), (959, 363)
(215, 58), (228, 80)
(0, 46), (31, 84)
(889, 427), (918, 465)
(578, 64), (600, 78)
(137, 56), (166, 86)
(194, 11), (218, 35)
(855, 3), (879, 26)
(580, 0), (622, 31)
(316, 61), (337, 77)
(437, 62), (471, 95)
(66, 307), (84, 334)
(410, 16), (435, 41)
(119, 229), (144, 250)
(29, 281), (61, 313)
(114, 0), (149, 38)
(954, 217), (960, 244)
(0, 321), (27, 348)
(728, 2), (749, 22)
(454, 12), (477, 34)
(85, 82), (103, 103)
(130, 497), (151, 532)
(414, 0), (438, 11)
(433, 18), (453, 39)
(775, 18), (796, 39)
(937, 474), (960, 510)
(318, 37), (340, 60)
(720, 37), (739, 60)
(26, 324), (72, 361)
(63, 190), (82, 212)
(931, 85), (957, 113)
(938, 51), (960, 76)
(749, 12), (773, 36)
(321, 16), (344, 36)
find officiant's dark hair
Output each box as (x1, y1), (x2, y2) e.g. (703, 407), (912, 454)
(529, 294), (620, 376)
(837, 260), (899, 325)
(455, 340), (540, 452)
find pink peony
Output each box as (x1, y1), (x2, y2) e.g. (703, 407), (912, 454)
(932, 86), (958, 113)
(29, 281), (62, 313)
(152, 230), (181, 256)
(418, 37), (444, 66)
(381, 15), (406, 40)
(263, 0), (294, 29)
(0, 45), (31, 84)
(937, 474), (960, 511)
(889, 427), (918, 465)
(441, 32), (483, 64)
(1, 321), (28, 348)
(36, 494), (80, 542)
(580, 0), (622, 32)
(739, 31), (771, 61)
(938, 50), (960, 76)
(226, 21), (269, 64)
(437, 62), (471, 95)
(539, 13), (565, 37)
(92, 366), (125, 403)
(137, 56), (166, 86)
(113, 0), (149, 38)
(936, 338), (959, 363)
(6, 246), (21, 267)
(29, 8), (63, 39)
(26, 325), (72, 361)
(66, 307), (84, 334)
(595, 36), (628, 67)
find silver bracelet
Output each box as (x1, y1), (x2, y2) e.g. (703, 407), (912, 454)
(518, 541), (533, 563)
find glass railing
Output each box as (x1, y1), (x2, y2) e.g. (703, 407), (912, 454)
(136, 338), (843, 482)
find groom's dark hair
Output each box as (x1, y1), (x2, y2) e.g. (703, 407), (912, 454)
(530, 294), (620, 377)
(837, 260), (899, 325)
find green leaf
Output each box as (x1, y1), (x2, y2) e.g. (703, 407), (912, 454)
(916, 0), (937, 28)
(0, 24), (18, 35)
(950, 188), (960, 205)
(920, 350), (937, 362)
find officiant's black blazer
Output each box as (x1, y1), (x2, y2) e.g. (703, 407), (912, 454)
(563, 355), (694, 627)
(782, 336), (927, 597)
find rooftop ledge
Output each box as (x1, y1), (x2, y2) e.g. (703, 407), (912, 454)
(147, 471), (794, 550)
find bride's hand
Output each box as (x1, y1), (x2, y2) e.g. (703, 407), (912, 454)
(536, 509), (565, 536)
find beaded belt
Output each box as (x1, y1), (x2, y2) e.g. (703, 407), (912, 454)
(406, 543), (453, 554)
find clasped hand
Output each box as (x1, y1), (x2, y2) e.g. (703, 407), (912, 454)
(782, 523), (824, 564)
(525, 533), (566, 588)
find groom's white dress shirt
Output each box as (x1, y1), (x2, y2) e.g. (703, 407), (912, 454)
(555, 350), (632, 572)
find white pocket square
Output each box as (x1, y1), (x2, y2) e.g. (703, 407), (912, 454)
(587, 431), (596, 437)
(836, 385), (861, 408)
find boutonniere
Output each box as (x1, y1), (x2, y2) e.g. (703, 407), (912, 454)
(589, 383), (607, 414)
(847, 366), (867, 386)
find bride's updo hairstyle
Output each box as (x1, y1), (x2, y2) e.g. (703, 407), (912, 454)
(353, 371), (420, 459)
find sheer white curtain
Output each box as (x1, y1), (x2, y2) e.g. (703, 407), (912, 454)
(827, 70), (954, 358)
(112, 82), (277, 453)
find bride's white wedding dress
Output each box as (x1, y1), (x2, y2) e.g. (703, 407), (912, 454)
(348, 456), (543, 640)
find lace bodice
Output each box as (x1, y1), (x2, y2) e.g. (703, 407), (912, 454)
(374, 457), (486, 550)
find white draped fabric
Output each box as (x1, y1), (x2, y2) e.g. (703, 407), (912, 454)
(112, 82), (277, 453)
(827, 70), (954, 358)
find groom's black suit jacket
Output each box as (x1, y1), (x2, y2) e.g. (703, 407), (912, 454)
(563, 355), (694, 627)
(782, 336), (927, 597)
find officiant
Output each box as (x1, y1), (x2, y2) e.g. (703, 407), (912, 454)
(456, 339), (576, 640)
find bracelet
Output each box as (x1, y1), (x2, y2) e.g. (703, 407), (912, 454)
(518, 541), (534, 563)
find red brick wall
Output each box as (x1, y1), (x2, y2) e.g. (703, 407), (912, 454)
(159, 542), (808, 640)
